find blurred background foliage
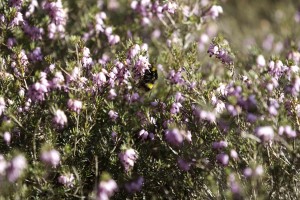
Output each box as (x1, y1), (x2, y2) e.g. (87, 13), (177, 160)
(219, 0), (300, 59)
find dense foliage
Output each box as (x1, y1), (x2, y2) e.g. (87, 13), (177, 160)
(0, 0), (300, 199)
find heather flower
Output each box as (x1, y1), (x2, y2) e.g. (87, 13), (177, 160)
(230, 150), (239, 160)
(125, 177), (144, 193)
(6, 155), (27, 182)
(243, 167), (253, 178)
(108, 34), (120, 45)
(175, 92), (185, 102)
(177, 158), (192, 171)
(51, 71), (65, 89)
(25, 0), (38, 17)
(198, 33), (210, 52)
(193, 107), (216, 123)
(0, 97), (5, 116)
(254, 165), (264, 176)
(58, 173), (75, 187)
(97, 179), (118, 200)
(53, 109), (67, 127)
(168, 69), (184, 84)
(255, 126), (274, 142)
(27, 73), (50, 102)
(23, 23), (44, 40)
(108, 110), (118, 121)
(40, 149), (60, 167)
(163, 2), (178, 14)
(212, 140), (228, 150)
(228, 174), (241, 197)
(82, 47), (93, 68)
(43, 0), (67, 39)
(19, 50), (29, 67)
(118, 148), (138, 171)
(206, 5), (223, 20)
(9, 0), (23, 9)
(29, 47), (43, 62)
(165, 128), (184, 146)
(268, 60), (288, 79)
(3, 132), (11, 145)
(0, 155), (7, 175)
(256, 54), (266, 67)
(278, 125), (297, 138)
(216, 153), (229, 166)
(170, 102), (182, 114)
(11, 12), (24, 26)
(138, 129), (149, 140)
(287, 51), (300, 64)
(207, 43), (233, 65)
(108, 89), (117, 100)
(93, 72), (107, 87)
(7, 37), (16, 49)
(135, 55), (151, 76)
(67, 99), (83, 114)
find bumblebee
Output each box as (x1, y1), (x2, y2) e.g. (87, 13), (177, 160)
(139, 66), (158, 91)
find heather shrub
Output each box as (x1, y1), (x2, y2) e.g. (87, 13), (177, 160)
(0, 0), (300, 199)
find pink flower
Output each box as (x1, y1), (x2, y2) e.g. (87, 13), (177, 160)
(118, 148), (138, 171)
(6, 155), (27, 182)
(207, 5), (223, 20)
(108, 110), (118, 121)
(53, 109), (67, 127)
(58, 173), (75, 187)
(0, 97), (5, 116)
(67, 99), (83, 113)
(97, 179), (118, 200)
(255, 126), (274, 142)
(40, 149), (60, 167)
(216, 153), (229, 166)
(165, 128), (184, 146)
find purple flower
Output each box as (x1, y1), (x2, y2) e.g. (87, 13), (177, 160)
(139, 129), (149, 140)
(165, 128), (184, 146)
(125, 177), (144, 193)
(243, 167), (253, 178)
(254, 165), (264, 176)
(177, 158), (192, 171)
(118, 148), (138, 171)
(108, 34), (120, 45)
(168, 69), (184, 84)
(6, 155), (27, 182)
(230, 149), (238, 160)
(29, 47), (43, 62)
(67, 99), (83, 114)
(256, 55), (266, 67)
(216, 153), (229, 166)
(93, 72), (107, 87)
(51, 71), (65, 89)
(255, 126), (274, 142)
(108, 110), (118, 121)
(10, 12), (24, 26)
(40, 149), (60, 167)
(97, 179), (118, 200)
(53, 109), (67, 127)
(206, 5), (223, 20)
(0, 97), (6, 116)
(212, 141), (228, 150)
(3, 132), (11, 145)
(278, 125), (297, 138)
(58, 173), (75, 187)
(108, 89), (117, 100)
(0, 155), (7, 175)
(170, 102), (182, 114)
